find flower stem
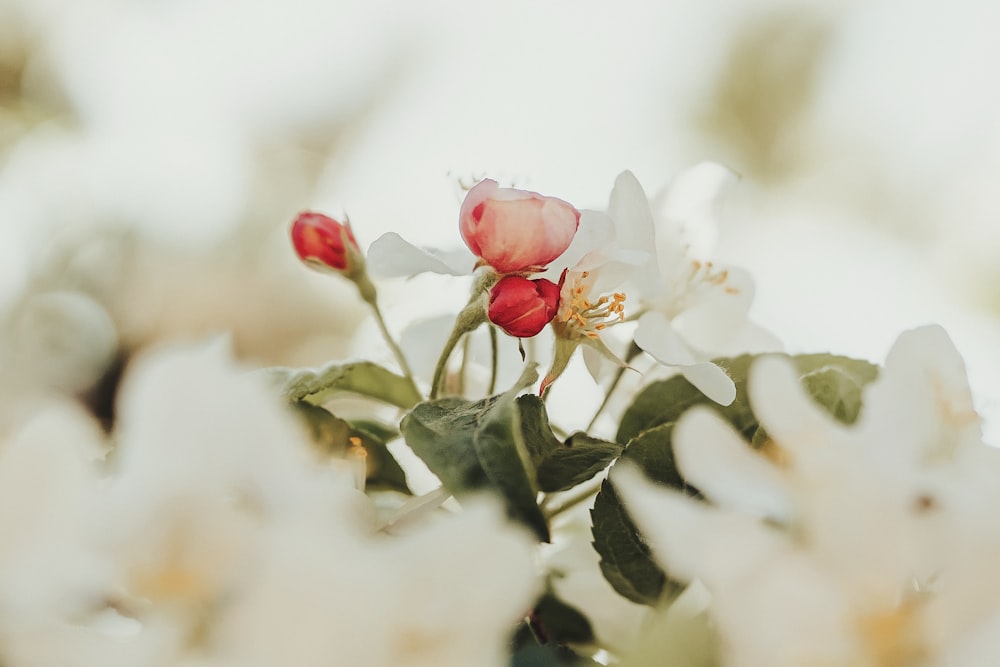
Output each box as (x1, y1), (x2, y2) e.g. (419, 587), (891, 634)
(488, 324), (498, 395)
(430, 298), (486, 399)
(458, 333), (471, 396)
(358, 277), (418, 392)
(543, 476), (605, 520)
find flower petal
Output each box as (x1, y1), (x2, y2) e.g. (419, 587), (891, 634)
(611, 463), (785, 586)
(671, 266), (755, 353)
(634, 312), (736, 405)
(856, 325), (982, 460)
(541, 209), (615, 280)
(749, 355), (846, 460)
(366, 232), (475, 278)
(679, 363), (737, 406)
(634, 311), (697, 365)
(608, 170), (662, 290)
(656, 161), (737, 224)
(673, 407), (793, 521)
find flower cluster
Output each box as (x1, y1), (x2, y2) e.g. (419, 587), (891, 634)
(2, 162), (992, 667)
(355, 167), (767, 401)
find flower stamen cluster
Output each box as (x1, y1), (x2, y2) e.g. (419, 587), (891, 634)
(557, 271), (627, 340)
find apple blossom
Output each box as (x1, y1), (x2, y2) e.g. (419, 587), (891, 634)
(460, 179), (580, 274)
(602, 168), (779, 405)
(538, 210), (647, 395)
(290, 211), (361, 274)
(488, 275), (562, 338)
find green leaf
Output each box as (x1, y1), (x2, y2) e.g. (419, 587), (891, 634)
(514, 395), (623, 493)
(400, 396), (493, 493)
(289, 402), (411, 494)
(348, 419), (400, 443)
(516, 395), (565, 466)
(529, 592), (595, 645)
(474, 388), (550, 541)
(354, 431), (410, 495)
(510, 622), (600, 667)
(616, 355), (758, 446)
(798, 361), (876, 425)
(617, 353), (878, 445)
(401, 365), (549, 540)
(259, 361), (421, 409)
(289, 401), (353, 455)
(591, 423), (687, 606)
(510, 644), (598, 667)
(536, 432), (623, 493)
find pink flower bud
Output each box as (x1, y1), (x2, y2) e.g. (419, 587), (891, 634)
(290, 211), (360, 273)
(488, 275), (561, 338)
(460, 180), (580, 274)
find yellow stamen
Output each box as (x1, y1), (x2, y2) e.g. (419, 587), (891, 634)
(556, 273), (628, 340)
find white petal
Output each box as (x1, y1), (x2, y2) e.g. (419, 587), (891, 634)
(366, 232), (475, 278)
(656, 161), (737, 225)
(673, 407), (793, 521)
(634, 312), (736, 405)
(857, 324), (982, 459)
(749, 355), (843, 459)
(542, 209), (615, 279)
(608, 171), (663, 290)
(611, 463), (785, 586)
(712, 320), (784, 357)
(582, 344), (607, 382)
(671, 266), (755, 353)
(680, 363), (737, 406)
(586, 248), (649, 294)
(634, 312), (697, 365)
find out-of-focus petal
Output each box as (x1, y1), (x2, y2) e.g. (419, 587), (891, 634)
(611, 464), (784, 586)
(673, 407), (793, 521)
(657, 162), (737, 223)
(679, 363), (737, 406)
(856, 324), (982, 461)
(749, 355), (847, 460)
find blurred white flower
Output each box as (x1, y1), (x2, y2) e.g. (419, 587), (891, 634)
(615, 325), (1000, 666)
(0, 400), (109, 624)
(209, 500), (539, 667)
(104, 340), (371, 616)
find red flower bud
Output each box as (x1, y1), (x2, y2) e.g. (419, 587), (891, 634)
(290, 211), (360, 273)
(488, 275), (561, 338)
(460, 180), (580, 274)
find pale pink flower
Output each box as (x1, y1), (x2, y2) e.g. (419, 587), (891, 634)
(459, 179), (580, 274)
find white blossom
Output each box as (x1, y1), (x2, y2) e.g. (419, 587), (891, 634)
(606, 167), (779, 405)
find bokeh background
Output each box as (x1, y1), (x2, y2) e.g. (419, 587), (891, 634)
(2, 0), (998, 439)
